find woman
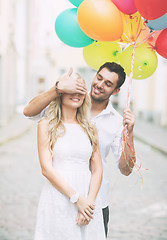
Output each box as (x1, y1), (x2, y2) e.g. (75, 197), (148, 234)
(34, 74), (106, 240)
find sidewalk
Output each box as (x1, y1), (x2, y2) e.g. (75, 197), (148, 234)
(0, 113), (167, 155)
(134, 118), (167, 155)
(0, 113), (34, 146)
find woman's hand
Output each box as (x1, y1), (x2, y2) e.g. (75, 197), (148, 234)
(75, 196), (95, 221)
(76, 212), (90, 226)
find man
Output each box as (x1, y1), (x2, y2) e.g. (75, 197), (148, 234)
(24, 62), (136, 237)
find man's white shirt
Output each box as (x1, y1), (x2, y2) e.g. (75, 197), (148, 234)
(28, 100), (123, 208)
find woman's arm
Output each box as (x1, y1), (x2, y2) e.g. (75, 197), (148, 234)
(38, 118), (76, 197)
(76, 129), (103, 225)
(87, 133), (103, 203)
(37, 118), (94, 220)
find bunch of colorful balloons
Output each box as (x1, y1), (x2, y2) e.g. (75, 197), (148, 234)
(55, 0), (167, 80)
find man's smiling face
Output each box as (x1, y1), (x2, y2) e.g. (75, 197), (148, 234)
(91, 67), (120, 102)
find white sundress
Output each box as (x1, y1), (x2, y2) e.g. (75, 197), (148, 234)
(34, 123), (106, 240)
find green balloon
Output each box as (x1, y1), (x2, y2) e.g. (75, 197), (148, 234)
(55, 8), (94, 48)
(83, 41), (122, 70)
(119, 44), (158, 80)
(68, 0), (84, 7)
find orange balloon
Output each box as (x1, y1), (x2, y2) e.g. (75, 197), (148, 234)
(120, 12), (144, 43)
(77, 0), (123, 41)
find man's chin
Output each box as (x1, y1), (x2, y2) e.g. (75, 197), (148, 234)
(91, 93), (106, 102)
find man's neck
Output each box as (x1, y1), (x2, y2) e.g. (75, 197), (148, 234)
(90, 98), (109, 118)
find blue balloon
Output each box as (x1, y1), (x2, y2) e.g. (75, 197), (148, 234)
(55, 8), (94, 48)
(146, 13), (167, 31)
(68, 0), (84, 7)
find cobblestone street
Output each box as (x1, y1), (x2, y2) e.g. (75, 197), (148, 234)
(0, 127), (167, 240)
(108, 139), (167, 239)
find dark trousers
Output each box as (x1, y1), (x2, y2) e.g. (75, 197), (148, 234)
(102, 206), (109, 237)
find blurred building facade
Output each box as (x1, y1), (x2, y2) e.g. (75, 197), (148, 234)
(0, 0), (17, 126)
(0, 0), (29, 126)
(133, 57), (167, 127)
(0, 0), (167, 128)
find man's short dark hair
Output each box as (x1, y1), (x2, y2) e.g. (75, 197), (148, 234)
(97, 62), (126, 89)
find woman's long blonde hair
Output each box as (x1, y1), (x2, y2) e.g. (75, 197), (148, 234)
(46, 74), (97, 152)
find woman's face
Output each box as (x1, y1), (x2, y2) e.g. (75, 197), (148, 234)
(61, 93), (85, 109)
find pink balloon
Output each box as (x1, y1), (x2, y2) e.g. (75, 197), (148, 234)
(112, 0), (137, 15)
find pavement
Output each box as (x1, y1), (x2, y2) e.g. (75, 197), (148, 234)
(134, 118), (167, 155)
(0, 112), (167, 155)
(0, 113), (34, 146)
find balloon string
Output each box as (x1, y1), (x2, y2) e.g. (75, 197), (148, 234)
(126, 42), (136, 108)
(120, 17), (149, 185)
(125, 13), (141, 107)
(122, 41), (148, 184)
(123, 14), (142, 43)
(137, 30), (160, 47)
(124, 17), (132, 42)
(134, 15), (143, 41)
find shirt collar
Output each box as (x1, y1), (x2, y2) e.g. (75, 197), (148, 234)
(93, 100), (115, 119)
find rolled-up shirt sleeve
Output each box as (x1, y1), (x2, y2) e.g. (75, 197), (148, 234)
(27, 107), (47, 122)
(111, 125), (124, 166)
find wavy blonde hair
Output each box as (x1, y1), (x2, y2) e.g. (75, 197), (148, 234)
(46, 75), (97, 153)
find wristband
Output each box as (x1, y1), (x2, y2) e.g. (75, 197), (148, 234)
(55, 81), (62, 96)
(70, 193), (79, 204)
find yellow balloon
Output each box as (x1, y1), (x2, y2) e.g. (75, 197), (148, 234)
(120, 12), (144, 43)
(83, 41), (122, 70)
(119, 43), (158, 79)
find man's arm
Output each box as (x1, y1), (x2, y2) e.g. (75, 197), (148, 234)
(23, 68), (87, 117)
(118, 108), (136, 176)
(23, 86), (58, 117)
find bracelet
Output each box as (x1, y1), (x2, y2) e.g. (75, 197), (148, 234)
(70, 192), (79, 204)
(55, 81), (62, 96)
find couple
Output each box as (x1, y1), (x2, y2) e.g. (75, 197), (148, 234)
(24, 62), (136, 239)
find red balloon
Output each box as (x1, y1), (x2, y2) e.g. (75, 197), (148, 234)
(155, 29), (167, 59)
(135, 0), (167, 20)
